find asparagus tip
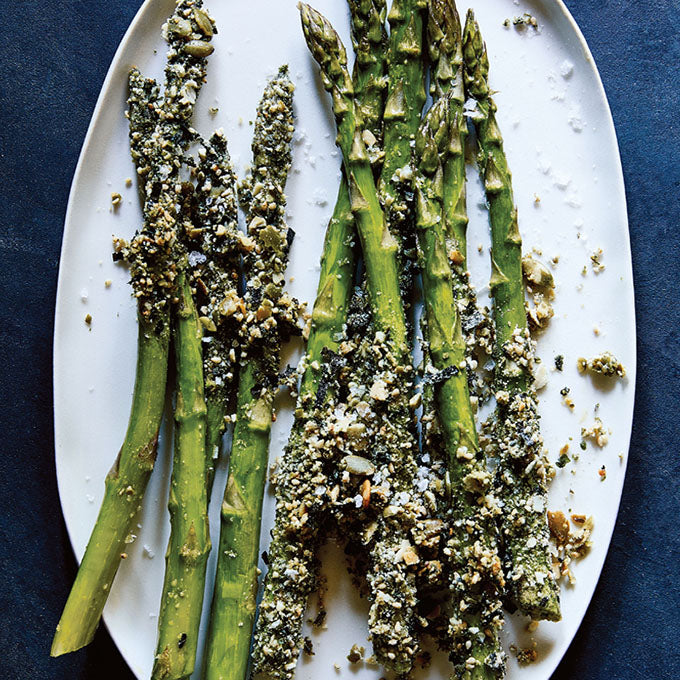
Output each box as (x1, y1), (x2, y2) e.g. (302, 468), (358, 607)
(428, 0), (462, 51)
(462, 8), (489, 100)
(298, 2), (348, 70)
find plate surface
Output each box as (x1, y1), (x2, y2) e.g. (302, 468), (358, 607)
(54, 0), (635, 678)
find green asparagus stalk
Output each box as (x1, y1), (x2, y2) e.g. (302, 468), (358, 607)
(348, 0), (388, 166)
(302, 0), (387, 398)
(463, 10), (561, 622)
(151, 129), (234, 680)
(298, 6), (422, 673)
(428, 0), (494, 369)
(152, 271), (210, 680)
(414, 94), (506, 679)
(379, 0), (427, 297)
(150, 4), (217, 677)
(190, 130), (242, 492)
(204, 66), (296, 680)
(52, 3), (215, 653)
(299, 3), (406, 354)
(299, 179), (354, 400)
(252, 5), (388, 677)
(51, 315), (169, 657)
(427, 0), (468, 261)
(51, 69), (170, 659)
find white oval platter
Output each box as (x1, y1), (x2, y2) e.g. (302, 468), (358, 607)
(54, 0), (635, 678)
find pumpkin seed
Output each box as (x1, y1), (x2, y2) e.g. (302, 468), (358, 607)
(521, 254), (554, 288)
(199, 315), (216, 332)
(185, 40), (214, 58)
(193, 8), (214, 37)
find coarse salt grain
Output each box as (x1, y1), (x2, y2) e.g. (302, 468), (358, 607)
(560, 59), (574, 78)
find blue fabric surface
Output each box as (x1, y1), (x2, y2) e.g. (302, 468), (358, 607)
(0, 1), (678, 678)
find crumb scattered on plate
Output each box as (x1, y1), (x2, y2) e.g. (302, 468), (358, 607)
(577, 352), (626, 378)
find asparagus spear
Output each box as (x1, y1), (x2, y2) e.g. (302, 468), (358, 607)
(302, 0), (388, 391)
(302, 0), (387, 398)
(150, 5), (219, 677)
(190, 131), (242, 492)
(348, 0), (388, 167)
(462, 10), (561, 622)
(428, 0), (467, 260)
(379, 0), (427, 298)
(252, 5), (388, 677)
(299, 180), (354, 401)
(204, 67), (296, 680)
(414, 94), (506, 678)
(299, 4), (405, 353)
(152, 269), (210, 680)
(298, 5), (422, 673)
(51, 2), (214, 655)
(152, 131), (237, 680)
(51, 313), (169, 658)
(428, 0), (494, 374)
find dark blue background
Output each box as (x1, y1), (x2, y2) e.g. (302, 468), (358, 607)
(0, 1), (678, 678)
